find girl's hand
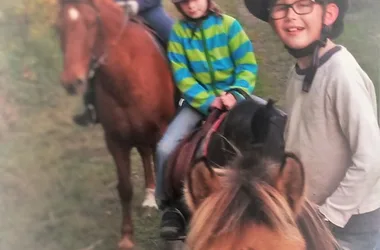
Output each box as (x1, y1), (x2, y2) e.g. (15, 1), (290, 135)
(220, 93), (237, 110)
(210, 97), (224, 110)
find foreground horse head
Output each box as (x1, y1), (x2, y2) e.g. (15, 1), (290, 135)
(184, 101), (337, 250)
(185, 154), (306, 250)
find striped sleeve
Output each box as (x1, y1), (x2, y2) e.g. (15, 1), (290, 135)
(167, 24), (215, 115)
(227, 18), (258, 96)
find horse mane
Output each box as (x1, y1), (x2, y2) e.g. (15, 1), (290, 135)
(297, 200), (338, 250)
(186, 153), (302, 250)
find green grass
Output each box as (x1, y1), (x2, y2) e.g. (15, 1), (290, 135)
(0, 0), (379, 249)
(0, 96), (162, 249)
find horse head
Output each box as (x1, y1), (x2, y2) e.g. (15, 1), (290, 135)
(56, 0), (125, 95)
(56, 0), (98, 94)
(184, 154), (307, 250)
(183, 100), (337, 250)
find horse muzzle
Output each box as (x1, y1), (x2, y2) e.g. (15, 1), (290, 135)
(61, 78), (87, 96)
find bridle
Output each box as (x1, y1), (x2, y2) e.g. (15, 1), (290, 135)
(60, 0), (128, 81)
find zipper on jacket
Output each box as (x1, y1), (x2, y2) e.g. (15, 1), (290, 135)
(200, 23), (218, 96)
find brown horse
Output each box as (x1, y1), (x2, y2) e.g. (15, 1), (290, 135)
(56, 0), (176, 249)
(182, 100), (338, 250)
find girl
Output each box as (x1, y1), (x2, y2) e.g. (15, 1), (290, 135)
(156, 0), (258, 240)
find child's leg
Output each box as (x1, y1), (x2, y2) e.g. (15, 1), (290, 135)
(155, 103), (203, 240)
(155, 103), (204, 206)
(139, 5), (174, 44)
(332, 209), (380, 250)
(333, 229), (380, 250)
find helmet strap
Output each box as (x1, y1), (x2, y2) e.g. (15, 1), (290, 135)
(300, 24), (329, 92)
(285, 40), (322, 59)
(285, 2), (331, 92)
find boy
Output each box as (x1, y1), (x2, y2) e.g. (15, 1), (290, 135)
(245, 0), (380, 249)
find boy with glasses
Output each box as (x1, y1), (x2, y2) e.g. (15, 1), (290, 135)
(245, 0), (380, 249)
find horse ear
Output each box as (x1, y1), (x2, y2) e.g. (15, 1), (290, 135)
(275, 154), (305, 215)
(184, 159), (221, 212)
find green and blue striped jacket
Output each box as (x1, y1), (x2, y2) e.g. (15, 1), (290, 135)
(167, 13), (258, 115)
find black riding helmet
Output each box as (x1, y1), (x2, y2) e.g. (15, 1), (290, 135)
(171, 0), (214, 21)
(244, 0), (349, 92)
(244, 0), (348, 39)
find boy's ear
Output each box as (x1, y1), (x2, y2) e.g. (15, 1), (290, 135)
(184, 159), (221, 212)
(275, 153), (306, 215)
(324, 2), (340, 26)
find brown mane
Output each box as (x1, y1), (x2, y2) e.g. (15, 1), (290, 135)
(184, 152), (337, 250)
(187, 171), (302, 250)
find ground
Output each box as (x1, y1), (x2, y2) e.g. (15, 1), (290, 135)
(0, 0), (379, 249)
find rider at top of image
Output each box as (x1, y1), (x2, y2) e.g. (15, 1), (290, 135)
(245, 0), (380, 249)
(74, 0), (174, 126)
(155, 0), (259, 240)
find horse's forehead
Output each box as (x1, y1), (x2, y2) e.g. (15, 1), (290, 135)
(67, 6), (80, 21)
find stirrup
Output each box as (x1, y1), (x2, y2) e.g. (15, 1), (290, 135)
(160, 207), (187, 241)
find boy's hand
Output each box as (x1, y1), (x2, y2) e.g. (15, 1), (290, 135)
(210, 97), (224, 110)
(220, 93), (237, 110)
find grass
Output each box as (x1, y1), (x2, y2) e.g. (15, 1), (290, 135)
(0, 0), (379, 249)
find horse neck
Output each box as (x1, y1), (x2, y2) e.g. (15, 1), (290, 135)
(94, 0), (125, 44)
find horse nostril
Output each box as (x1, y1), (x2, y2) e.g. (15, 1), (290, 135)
(75, 79), (84, 86)
(66, 84), (77, 95)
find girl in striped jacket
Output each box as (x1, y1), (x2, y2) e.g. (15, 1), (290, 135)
(155, 0), (258, 240)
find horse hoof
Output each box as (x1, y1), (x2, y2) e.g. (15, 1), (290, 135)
(118, 237), (134, 250)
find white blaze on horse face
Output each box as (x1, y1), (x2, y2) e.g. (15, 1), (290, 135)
(67, 7), (80, 21)
(142, 188), (158, 209)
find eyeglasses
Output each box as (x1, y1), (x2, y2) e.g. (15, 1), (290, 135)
(270, 0), (318, 20)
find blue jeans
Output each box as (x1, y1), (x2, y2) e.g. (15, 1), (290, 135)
(139, 5), (174, 44)
(155, 103), (204, 205)
(332, 208), (380, 250)
(334, 230), (380, 250)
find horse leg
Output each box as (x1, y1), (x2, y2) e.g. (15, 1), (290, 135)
(137, 146), (158, 214)
(105, 134), (134, 250)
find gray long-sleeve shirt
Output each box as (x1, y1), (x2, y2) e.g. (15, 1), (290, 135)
(284, 45), (380, 228)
